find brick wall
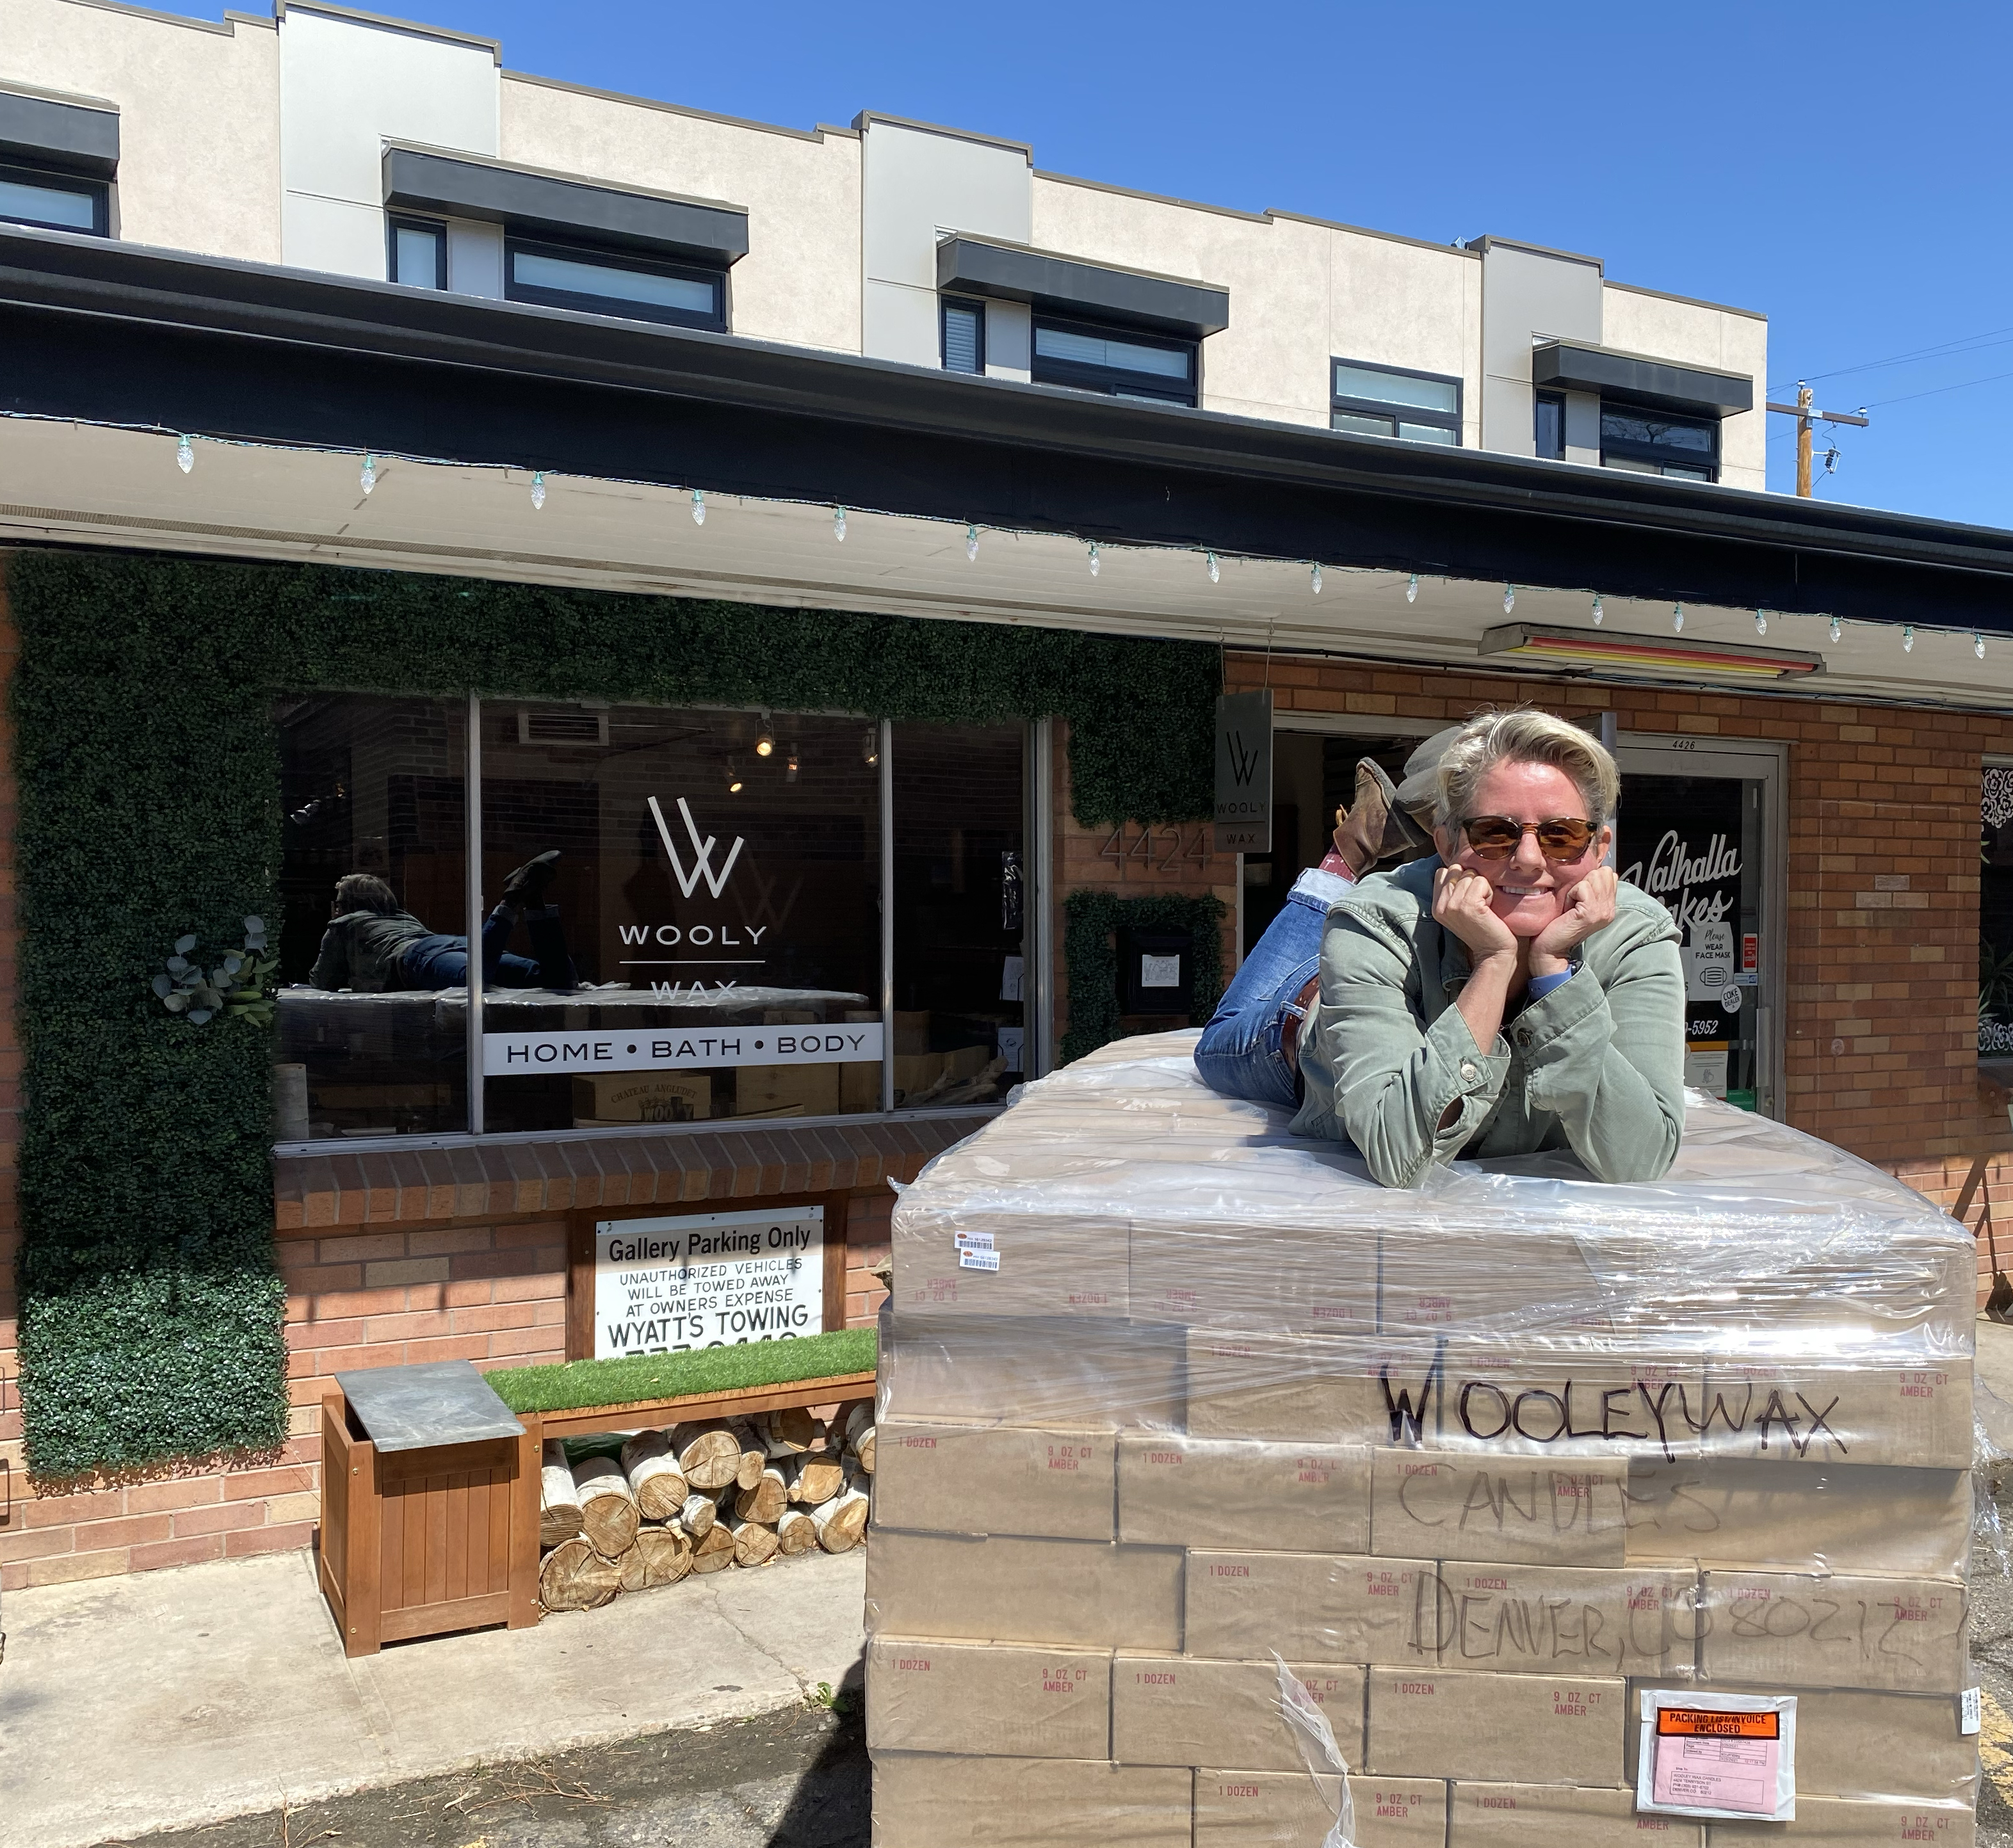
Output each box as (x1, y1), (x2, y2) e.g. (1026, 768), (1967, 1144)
(4, 1189), (890, 1591)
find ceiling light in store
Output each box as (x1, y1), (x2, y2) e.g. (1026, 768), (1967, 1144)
(1480, 623), (1823, 682)
(862, 727), (880, 767)
(755, 714), (775, 757)
(725, 760), (743, 794)
(786, 744), (800, 783)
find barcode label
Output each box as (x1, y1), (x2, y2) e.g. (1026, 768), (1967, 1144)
(1962, 1687), (1982, 1735)
(958, 1248), (1001, 1272)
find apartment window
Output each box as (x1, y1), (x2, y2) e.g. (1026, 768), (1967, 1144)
(1031, 314), (1197, 406)
(277, 698), (1028, 1139)
(1534, 390), (1566, 460)
(1600, 405), (1718, 481)
(505, 236), (727, 332)
(387, 215), (447, 289)
(1330, 359), (1462, 444)
(942, 296), (985, 374)
(0, 159), (108, 236)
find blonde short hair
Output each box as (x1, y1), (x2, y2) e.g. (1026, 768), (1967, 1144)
(1432, 709), (1620, 830)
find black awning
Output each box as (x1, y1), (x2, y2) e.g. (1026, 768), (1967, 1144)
(936, 234), (1228, 337)
(382, 146), (748, 266)
(1532, 339), (1753, 417)
(0, 86), (119, 178)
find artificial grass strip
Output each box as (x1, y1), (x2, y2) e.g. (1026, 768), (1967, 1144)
(487, 1327), (878, 1416)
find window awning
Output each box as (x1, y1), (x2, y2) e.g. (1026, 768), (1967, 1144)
(1532, 339), (1753, 418)
(935, 234), (1229, 339)
(382, 145), (749, 267)
(0, 85), (119, 178)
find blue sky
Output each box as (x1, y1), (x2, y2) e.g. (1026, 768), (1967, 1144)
(154, 1), (2013, 528)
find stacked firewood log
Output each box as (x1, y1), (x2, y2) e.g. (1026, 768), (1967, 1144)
(538, 1399), (877, 1612)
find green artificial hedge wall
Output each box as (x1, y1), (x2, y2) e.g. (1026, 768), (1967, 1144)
(6, 550), (1219, 1479)
(1060, 890), (1228, 1065)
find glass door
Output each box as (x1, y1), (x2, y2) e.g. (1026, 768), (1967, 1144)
(1614, 736), (1786, 1117)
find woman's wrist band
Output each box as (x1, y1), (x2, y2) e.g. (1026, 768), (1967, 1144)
(1526, 967), (1574, 1001)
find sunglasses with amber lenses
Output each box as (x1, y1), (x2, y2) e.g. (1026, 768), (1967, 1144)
(1459, 815), (1597, 861)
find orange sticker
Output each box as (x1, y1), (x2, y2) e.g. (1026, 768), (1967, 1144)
(1656, 1708), (1779, 1740)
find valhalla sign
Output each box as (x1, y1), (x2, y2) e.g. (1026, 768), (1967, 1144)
(1213, 689), (1273, 854)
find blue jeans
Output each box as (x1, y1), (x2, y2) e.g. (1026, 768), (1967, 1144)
(1193, 869), (1350, 1109)
(397, 903), (577, 990)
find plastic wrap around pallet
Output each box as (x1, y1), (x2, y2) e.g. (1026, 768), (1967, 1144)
(866, 1033), (1981, 1847)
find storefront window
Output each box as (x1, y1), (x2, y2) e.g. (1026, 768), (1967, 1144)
(891, 722), (1026, 1106)
(480, 703), (882, 1132)
(277, 696), (469, 1138)
(276, 696), (1032, 1141)
(1981, 766), (2013, 1057)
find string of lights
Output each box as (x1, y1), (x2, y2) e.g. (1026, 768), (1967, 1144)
(0, 408), (1996, 664)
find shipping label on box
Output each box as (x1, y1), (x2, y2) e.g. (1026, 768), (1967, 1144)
(1697, 1571), (1968, 1694)
(891, 1212), (1131, 1319)
(1371, 1448), (1628, 1566)
(866, 1529), (1184, 1652)
(1692, 1365), (1972, 1469)
(1701, 1794), (1975, 1845)
(875, 1422), (1117, 1541)
(1183, 1332), (1438, 1445)
(1448, 1781), (1703, 1846)
(880, 1315), (1185, 1431)
(1366, 1667), (1626, 1786)
(1184, 1550), (1435, 1664)
(1425, 1564), (1702, 1678)
(871, 1753), (1193, 1848)
(1117, 1434), (1371, 1551)
(866, 1636), (1112, 1758)
(1627, 1685), (1977, 1806)
(1624, 1460), (1972, 1579)
(1130, 1220), (1376, 1335)
(1111, 1656), (1364, 1771)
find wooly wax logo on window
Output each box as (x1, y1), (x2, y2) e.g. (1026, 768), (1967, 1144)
(649, 795), (744, 898)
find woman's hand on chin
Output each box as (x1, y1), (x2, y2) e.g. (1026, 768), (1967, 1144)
(1432, 864), (1519, 965)
(1530, 865), (1619, 973)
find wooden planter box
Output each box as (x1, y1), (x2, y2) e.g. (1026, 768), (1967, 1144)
(319, 1392), (541, 1657)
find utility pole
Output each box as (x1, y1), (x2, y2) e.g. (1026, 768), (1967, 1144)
(1765, 382), (1870, 497)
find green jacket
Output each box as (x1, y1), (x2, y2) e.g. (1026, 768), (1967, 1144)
(1289, 855), (1685, 1187)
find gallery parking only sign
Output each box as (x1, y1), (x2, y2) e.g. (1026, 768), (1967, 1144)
(594, 1205), (823, 1357)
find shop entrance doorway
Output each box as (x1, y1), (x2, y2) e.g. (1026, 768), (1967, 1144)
(1615, 735), (1786, 1117)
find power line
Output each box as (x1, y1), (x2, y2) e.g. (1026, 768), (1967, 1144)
(1864, 366), (2013, 410)
(1769, 321), (2013, 394)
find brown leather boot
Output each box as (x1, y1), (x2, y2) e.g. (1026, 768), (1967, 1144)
(1331, 759), (1432, 876)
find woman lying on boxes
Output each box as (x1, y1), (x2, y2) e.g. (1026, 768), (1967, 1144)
(1195, 707), (1684, 1187)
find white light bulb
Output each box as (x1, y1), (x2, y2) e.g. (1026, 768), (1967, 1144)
(1088, 542), (1100, 578)
(691, 489), (706, 526)
(1591, 595), (1605, 627)
(175, 435), (193, 474)
(1755, 609), (1767, 636)
(1406, 574), (1419, 604)
(530, 470), (546, 511)
(966, 524), (979, 563)
(1672, 603), (1685, 632)
(834, 506), (846, 542)
(1904, 624), (1916, 654)
(1310, 563), (1323, 595)
(1206, 550), (1220, 584)
(360, 453), (377, 495)
(1829, 616), (1843, 643)
(1978, 632), (1988, 660)
(1503, 583), (1516, 615)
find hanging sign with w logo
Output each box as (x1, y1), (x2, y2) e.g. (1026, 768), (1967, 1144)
(1213, 689), (1273, 854)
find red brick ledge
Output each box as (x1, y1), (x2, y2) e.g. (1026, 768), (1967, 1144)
(273, 1114), (993, 1230)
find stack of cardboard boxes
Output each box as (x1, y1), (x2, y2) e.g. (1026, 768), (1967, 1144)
(864, 1034), (1981, 1847)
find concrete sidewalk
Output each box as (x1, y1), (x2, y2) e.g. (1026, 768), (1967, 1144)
(0, 1541), (866, 1848)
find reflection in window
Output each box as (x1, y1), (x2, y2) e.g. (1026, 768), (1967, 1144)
(1031, 315), (1197, 405)
(480, 705), (882, 1132)
(276, 696), (469, 1139)
(1600, 406), (1718, 481)
(1534, 390), (1565, 460)
(505, 237), (727, 331)
(1330, 357), (1463, 444)
(0, 161), (106, 234)
(891, 723), (1026, 1108)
